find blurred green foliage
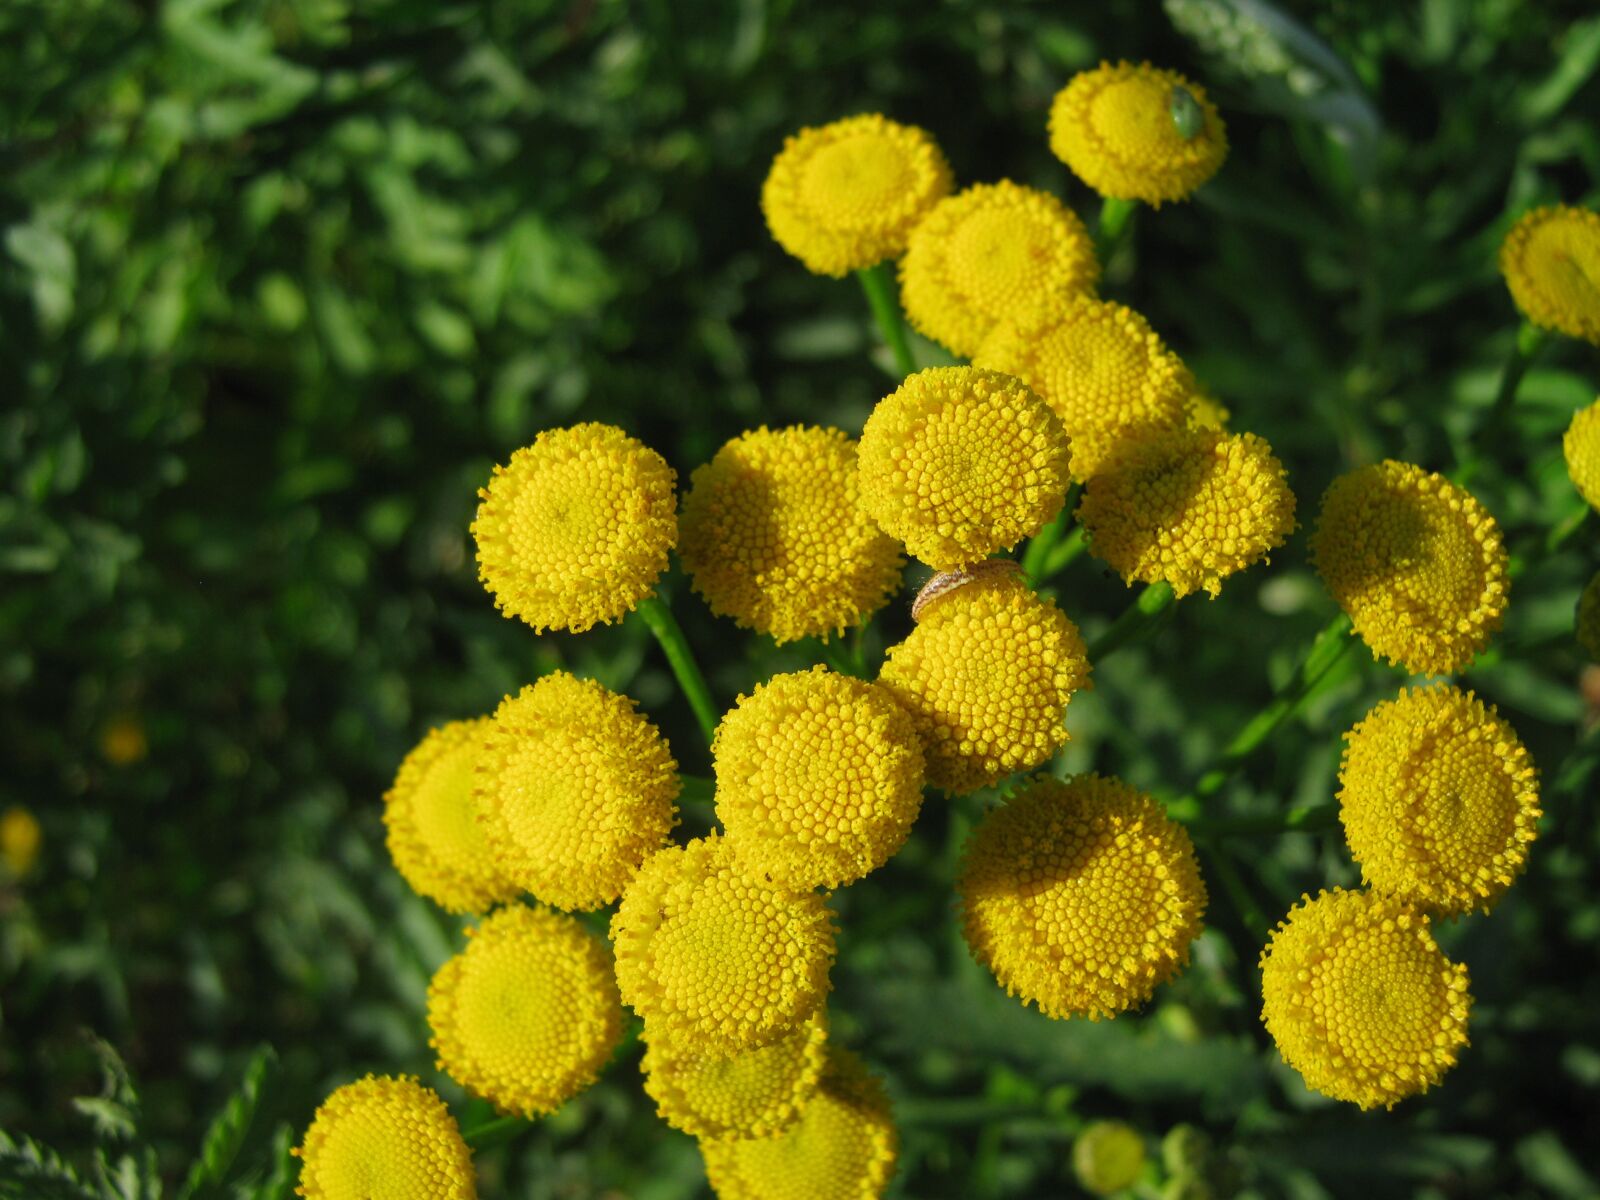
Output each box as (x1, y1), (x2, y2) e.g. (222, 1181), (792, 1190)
(3, 0), (1600, 1196)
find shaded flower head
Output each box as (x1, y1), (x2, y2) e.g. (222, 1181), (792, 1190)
(1499, 205), (1600, 343)
(1563, 397), (1600, 511)
(294, 1075), (475, 1200)
(1073, 1121), (1147, 1197)
(0, 806), (40, 879)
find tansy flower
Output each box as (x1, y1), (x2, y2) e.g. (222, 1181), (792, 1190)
(1338, 685), (1540, 915)
(713, 667), (924, 890)
(1579, 570), (1600, 661)
(1072, 1121), (1147, 1197)
(475, 673), (678, 911)
(1563, 398), (1600, 510)
(680, 426), (903, 644)
(1259, 889), (1471, 1110)
(878, 569), (1091, 794)
(899, 181), (1098, 356)
(642, 1010), (828, 1141)
(857, 367), (1072, 571)
(700, 1048), (897, 1200)
(1310, 462), (1509, 675)
(472, 423), (677, 633)
(762, 114), (952, 278)
(0, 806), (41, 879)
(1077, 428), (1296, 598)
(611, 833), (835, 1056)
(1498, 205), (1600, 343)
(958, 774), (1206, 1020)
(1185, 387), (1230, 432)
(974, 298), (1194, 480)
(1049, 62), (1228, 205)
(383, 718), (519, 915)
(294, 1075), (475, 1200)
(428, 904), (621, 1117)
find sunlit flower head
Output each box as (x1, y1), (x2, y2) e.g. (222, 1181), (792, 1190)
(472, 423), (677, 633)
(857, 367), (1072, 571)
(1563, 398), (1600, 511)
(762, 114), (953, 277)
(1579, 570), (1600, 661)
(958, 774), (1206, 1020)
(899, 181), (1099, 356)
(1072, 1121), (1147, 1197)
(1498, 205), (1600, 343)
(294, 1075), (475, 1200)
(476, 672), (678, 911)
(1185, 386), (1230, 432)
(0, 806), (41, 879)
(1259, 889), (1471, 1110)
(428, 904), (621, 1117)
(680, 426), (904, 644)
(1310, 462), (1509, 675)
(1078, 428), (1296, 598)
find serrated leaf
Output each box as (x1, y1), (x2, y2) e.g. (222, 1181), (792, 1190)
(94, 1147), (163, 1200)
(0, 1131), (98, 1200)
(177, 1045), (277, 1200)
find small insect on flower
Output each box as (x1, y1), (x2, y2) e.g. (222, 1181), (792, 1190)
(1499, 205), (1600, 344)
(294, 1075), (476, 1200)
(1563, 397), (1600, 512)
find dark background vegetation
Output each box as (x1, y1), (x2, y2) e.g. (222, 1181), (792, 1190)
(3, 0), (1599, 1196)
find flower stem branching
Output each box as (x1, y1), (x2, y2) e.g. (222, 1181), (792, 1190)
(636, 594), (720, 747)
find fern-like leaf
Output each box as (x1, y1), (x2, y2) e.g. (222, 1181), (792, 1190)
(176, 1045), (277, 1200)
(0, 1130), (98, 1200)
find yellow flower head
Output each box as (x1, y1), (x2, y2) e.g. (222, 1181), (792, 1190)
(1498, 205), (1600, 343)
(700, 1047), (897, 1200)
(1078, 428), (1296, 598)
(642, 1009), (828, 1141)
(1579, 570), (1600, 661)
(294, 1075), (476, 1200)
(680, 426), (904, 644)
(1072, 1121), (1147, 1197)
(99, 714), (148, 766)
(1259, 889), (1471, 1110)
(878, 570), (1091, 795)
(958, 774), (1206, 1020)
(762, 114), (953, 278)
(1049, 61), (1228, 205)
(899, 181), (1099, 357)
(1310, 462), (1509, 675)
(428, 904), (621, 1117)
(1338, 684), (1540, 916)
(611, 833), (835, 1056)
(974, 298), (1194, 480)
(383, 719), (518, 914)
(472, 423), (677, 633)
(714, 667), (924, 891)
(1, 806), (41, 879)
(1185, 387), (1230, 432)
(1563, 397), (1600, 511)
(475, 672), (679, 911)
(857, 367), (1072, 572)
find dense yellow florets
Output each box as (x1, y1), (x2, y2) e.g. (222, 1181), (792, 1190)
(1049, 62), (1228, 205)
(878, 572), (1091, 794)
(1186, 388), (1230, 431)
(1562, 398), (1600, 510)
(383, 719), (519, 915)
(475, 672), (678, 911)
(975, 298), (1194, 480)
(762, 115), (953, 277)
(1498, 205), (1600, 343)
(1072, 1121), (1147, 1197)
(472, 423), (677, 633)
(1078, 429), (1296, 598)
(700, 1048), (898, 1200)
(294, 1075), (476, 1200)
(1338, 685), (1540, 916)
(1579, 571), (1600, 661)
(857, 367), (1072, 571)
(1310, 462), (1509, 675)
(1259, 889), (1471, 1110)
(611, 833), (836, 1056)
(958, 774), (1206, 1020)
(428, 904), (621, 1117)
(643, 1009), (829, 1141)
(713, 667), (924, 891)
(899, 181), (1099, 357)
(680, 426), (904, 644)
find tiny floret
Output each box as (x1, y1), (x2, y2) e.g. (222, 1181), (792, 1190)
(1563, 398), (1600, 511)
(475, 672), (679, 911)
(428, 904), (622, 1117)
(680, 426), (904, 644)
(857, 367), (1073, 572)
(472, 423), (677, 633)
(1338, 684), (1540, 915)
(899, 181), (1099, 357)
(1310, 462), (1509, 675)
(1078, 428), (1296, 598)
(958, 774), (1206, 1020)
(762, 114), (953, 277)
(1049, 62), (1228, 205)
(611, 833), (835, 1057)
(1259, 889), (1472, 1110)
(1498, 205), (1600, 343)
(714, 667), (925, 891)
(294, 1075), (475, 1200)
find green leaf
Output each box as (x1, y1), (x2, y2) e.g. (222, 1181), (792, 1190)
(0, 1131), (98, 1200)
(177, 1045), (277, 1200)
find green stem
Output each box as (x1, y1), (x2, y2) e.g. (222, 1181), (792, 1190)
(857, 262), (917, 378)
(1042, 526), (1089, 577)
(1181, 802), (1340, 838)
(1459, 323), (1547, 482)
(1545, 505), (1589, 557)
(1087, 581), (1175, 662)
(678, 774), (716, 804)
(635, 595), (719, 747)
(461, 1115), (527, 1149)
(1096, 196), (1138, 259)
(1020, 488), (1079, 584)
